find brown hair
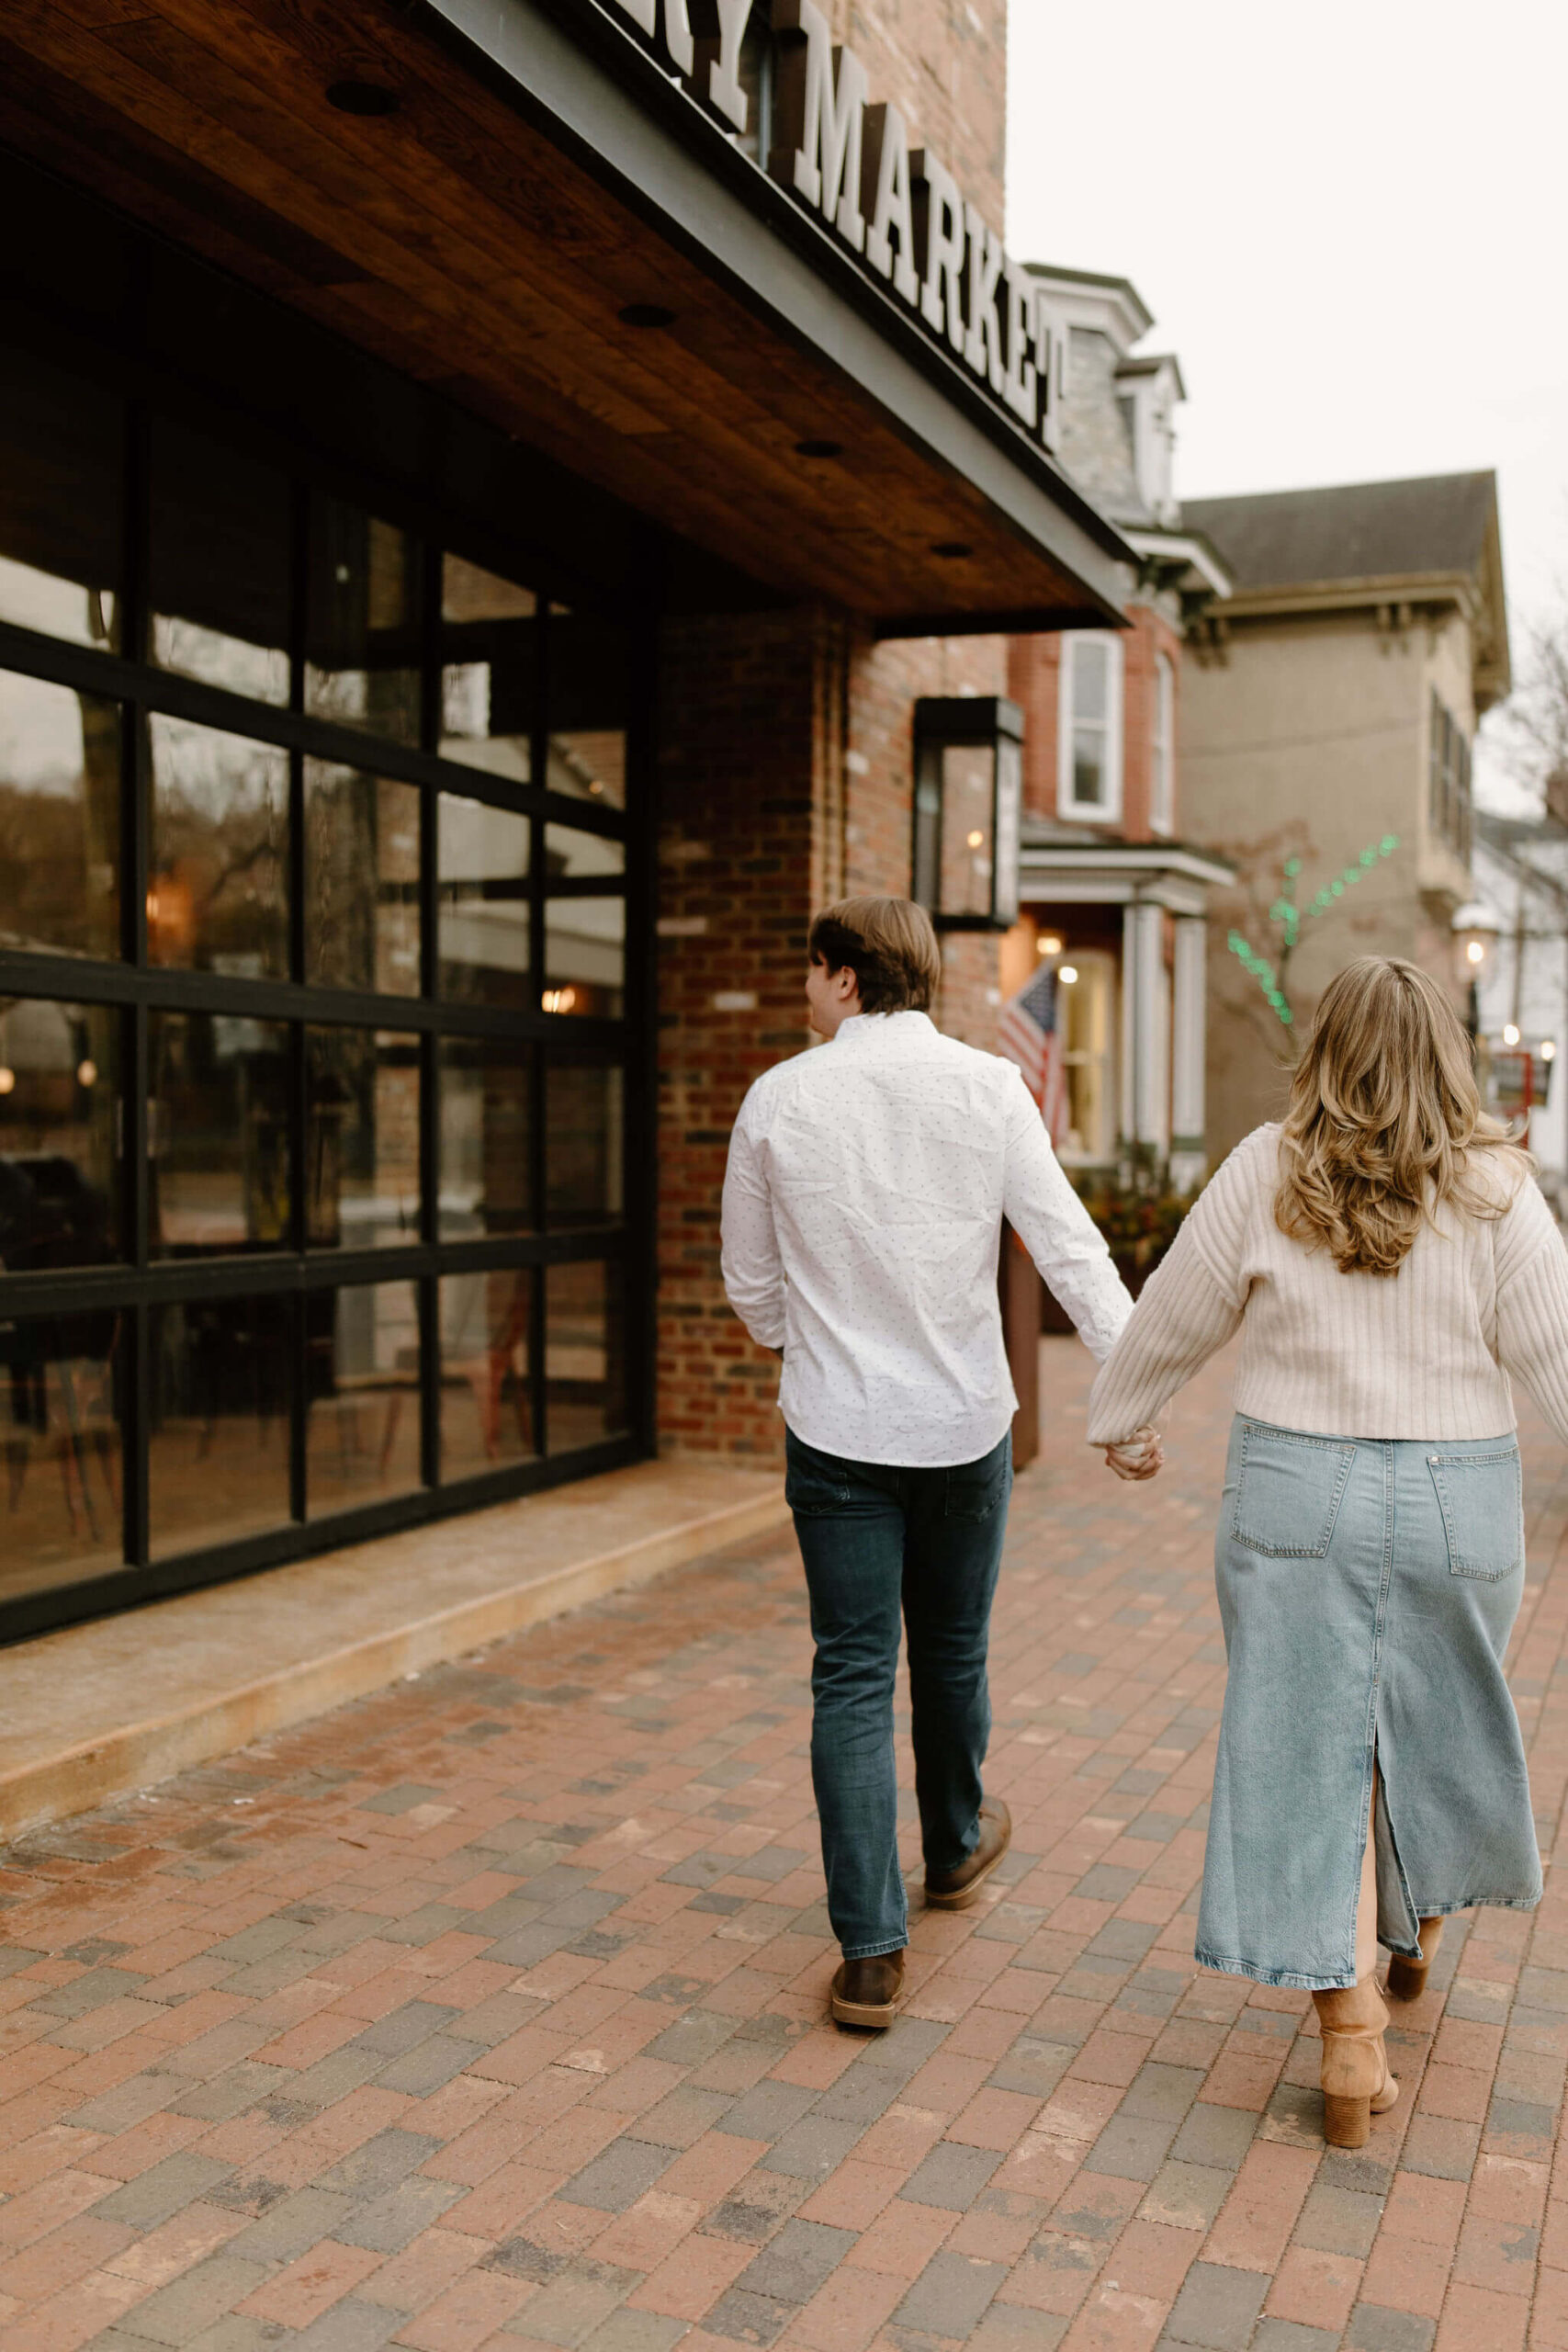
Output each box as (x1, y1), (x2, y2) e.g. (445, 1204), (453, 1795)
(807, 896), (942, 1015)
(1275, 956), (1529, 1277)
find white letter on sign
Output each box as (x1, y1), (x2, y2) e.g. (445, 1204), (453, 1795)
(963, 202), (1005, 393)
(913, 151), (966, 356)
(691, 0), (750, 131)
(608, 0), (694, 74)
(772, 1), (868, 253)
(862, 102), (919, 305)
(1000, 259), (1038, 427)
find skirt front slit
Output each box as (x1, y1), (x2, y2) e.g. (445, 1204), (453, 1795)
(1196, 1416), (1540, 1992)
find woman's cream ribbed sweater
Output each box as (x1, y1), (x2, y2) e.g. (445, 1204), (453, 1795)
(1087, 1123), (1568, 1449)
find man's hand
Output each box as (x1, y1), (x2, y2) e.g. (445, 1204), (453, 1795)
(1102, 1425), (1163, 1482)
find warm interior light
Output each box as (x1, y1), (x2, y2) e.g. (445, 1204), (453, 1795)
(1466, 939), (1485, 966)
(76, 1059), (98, 1088)
(1543, 1040), (1558, 1062)
(966, 829), (985, 849)
(1037, 933), (1064, 957)
(1503, 1023), (1520, 1047)
(0, 1068), (14, 1095)
(1058, 965), (1079, 985)
(541, 987), (579, 1014)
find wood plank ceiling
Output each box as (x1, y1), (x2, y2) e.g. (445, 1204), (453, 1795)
(0, 0), (1097, 626)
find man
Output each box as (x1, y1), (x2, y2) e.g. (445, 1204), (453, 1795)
(721, 896), (1154, 2029)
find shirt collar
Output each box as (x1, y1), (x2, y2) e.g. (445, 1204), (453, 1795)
(831, 1010), (939, 1051)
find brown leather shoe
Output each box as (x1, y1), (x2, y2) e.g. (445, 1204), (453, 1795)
(830, 1950), (906, 2029)
(924, 1797), (1012, 1910)
(1387, 1916), (1444, 2000)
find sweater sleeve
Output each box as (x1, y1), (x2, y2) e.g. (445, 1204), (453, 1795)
(1085, 1130), (1263, 1446)
(1494, 1175), (1568, 1448)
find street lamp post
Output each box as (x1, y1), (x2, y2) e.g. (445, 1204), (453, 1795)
(1451, 900), (1503, 1047)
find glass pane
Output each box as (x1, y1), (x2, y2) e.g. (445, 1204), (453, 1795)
(306, 1027), (421, 1250)
(440, 1269), (536, 1478)
(440, 1035), (533, 1240)
(148, 716), (288, 975)
(304, 763), (421, 995)
(938, 744), (994, 920)
(546, 1052), (622, 1228)
(544, 823), (626, 881)
(0, 1308), (124, 1604)
(1073, 639), (1109, 723)
(439, 553), (536, 781)
(544, 897), (625, 1018)
(0, 349), (120, 650)
(547, 607), (629, 808)
(305, 497), (421, 744)
(150, 416), (290, 704)
(306, 1280), (423, 1519)
(149, 1010), (289, 1257)
(1071, 728), (1105, 808)
(0, 673), (120, 959)
(0, 999), (121, 1265)
(438, 792), (530, 1008)
(148, 1295), (292, 1558)
(547, 1258), (626, 1453)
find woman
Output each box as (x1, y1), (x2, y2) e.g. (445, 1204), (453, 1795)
(1089, 957), (1568, 2147)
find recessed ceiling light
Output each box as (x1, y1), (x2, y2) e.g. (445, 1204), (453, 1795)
(326, 80), (400, 116)
(618, 303), (677, 329)
(795, 439), (843, 458)
(931, 540), (973, 560)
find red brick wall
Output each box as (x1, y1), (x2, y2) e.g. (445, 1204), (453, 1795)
(1008, 610), (1184, 842)
(829, 0), (1009, 231)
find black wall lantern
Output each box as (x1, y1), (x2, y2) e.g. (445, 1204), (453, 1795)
(912, 695), (1023, 931)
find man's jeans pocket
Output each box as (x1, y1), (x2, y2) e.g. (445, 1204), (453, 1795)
(785, 1432), (855, 1515)
(944, 1433), (1012, 1522)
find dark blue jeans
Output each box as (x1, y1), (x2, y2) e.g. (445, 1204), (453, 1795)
(785, 1426), (1013, 1959)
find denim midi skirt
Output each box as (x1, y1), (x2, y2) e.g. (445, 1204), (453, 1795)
(1197, 1415), (1541, 1991)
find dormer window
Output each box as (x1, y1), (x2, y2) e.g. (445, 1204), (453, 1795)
(1059, 634), (1123, 821)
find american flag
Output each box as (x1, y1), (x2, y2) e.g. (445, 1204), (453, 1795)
(999, 962), (1070, 1147)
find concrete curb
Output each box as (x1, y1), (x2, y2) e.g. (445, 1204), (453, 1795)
(0, 1484), (790, 1845)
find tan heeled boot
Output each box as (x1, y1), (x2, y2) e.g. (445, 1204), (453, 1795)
(1312, 1975), (1400, 2147)
(1386, 1917), (1444, 2001)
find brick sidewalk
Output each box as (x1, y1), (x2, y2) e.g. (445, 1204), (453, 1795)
(4, 1340), (1568, 2352)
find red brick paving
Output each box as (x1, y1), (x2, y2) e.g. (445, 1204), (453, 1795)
(2, 1338), (1567, 2352)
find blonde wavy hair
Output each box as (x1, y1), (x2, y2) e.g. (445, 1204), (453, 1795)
(1275, 956), (1529, 1277)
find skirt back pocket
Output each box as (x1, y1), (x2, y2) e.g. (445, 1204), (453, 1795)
(1427, 1446), (1523, 1581)
(1233, 1421), (1356, 1559)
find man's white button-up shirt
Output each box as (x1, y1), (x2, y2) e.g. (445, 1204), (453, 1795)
(720, 1010), (1134, 1467)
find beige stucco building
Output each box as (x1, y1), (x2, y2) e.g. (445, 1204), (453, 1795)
(1179, 474), (1511, 1155)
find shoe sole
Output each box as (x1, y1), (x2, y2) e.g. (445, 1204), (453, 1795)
(924, 1837), (1010, 1912)
(830, 1988), (901, 2029)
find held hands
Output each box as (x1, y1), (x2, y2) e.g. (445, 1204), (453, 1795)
(1102, 1424), (1164, 1482)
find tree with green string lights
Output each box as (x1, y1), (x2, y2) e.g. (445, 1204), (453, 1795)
(1227, 834), (1402, 1028)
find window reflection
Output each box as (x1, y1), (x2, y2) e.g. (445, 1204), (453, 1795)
(439, 1035), (533, 1240)
(547, 731), (626, 808)
(306, 1280), (423, 1519)
(937, 744), (994, 920)
(148, 1295), (292, 1558)
(148, 716), (288, 975)
(150, 416), (290, 705)
(149, 1010), (289, 1257)
(440, 1269), (536, 1478)
(438, 792), (530, 1008)
(543, 896), (625, 1017)
(439, 553), (536, 780)
(546, 1050), (623, 1228)
(547, 609), (628, 808)
(0, 672), (120, 959)
(306, 1027), (420, 1249)
(305, 497), (421, 744)
(546, 1258), (626, 1453)
(544, 822), (625, 881)
(0, 999), (120, 1268)
(304, 763), (420, 996)
(1, 1308), (124, 1603)
(0, 350), (120, 650)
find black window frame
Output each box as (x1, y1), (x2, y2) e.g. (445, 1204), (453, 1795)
(0, 338), (657, 1648)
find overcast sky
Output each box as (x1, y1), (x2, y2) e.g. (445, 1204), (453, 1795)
(1007, 0), (1568, 798)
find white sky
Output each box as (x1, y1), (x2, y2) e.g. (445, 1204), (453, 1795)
(1007, 0), (1568, 759)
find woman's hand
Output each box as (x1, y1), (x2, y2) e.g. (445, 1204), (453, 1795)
(1103, 1425), (1164, 1482)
